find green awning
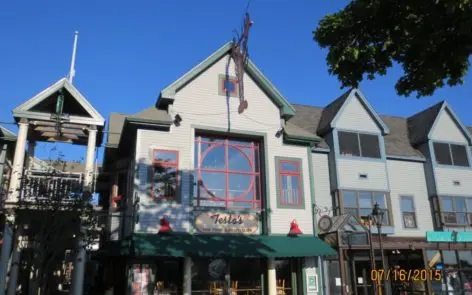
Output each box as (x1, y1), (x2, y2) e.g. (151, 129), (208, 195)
(96, 233), (336, 258)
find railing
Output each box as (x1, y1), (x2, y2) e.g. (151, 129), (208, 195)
(20, 169), (83, 200)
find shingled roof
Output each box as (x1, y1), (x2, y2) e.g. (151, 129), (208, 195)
(0, 126), (16, 141)
(290, 103), (442, 158)
(407, 101), (444, 145)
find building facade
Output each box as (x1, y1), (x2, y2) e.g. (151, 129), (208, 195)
(98, 42), (472, 295)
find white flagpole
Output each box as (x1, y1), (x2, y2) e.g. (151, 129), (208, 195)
(69, 31), (79, 84)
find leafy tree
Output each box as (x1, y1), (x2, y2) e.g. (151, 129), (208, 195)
(314, 0), (472, 97)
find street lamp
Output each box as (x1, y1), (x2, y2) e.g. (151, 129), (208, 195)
(371, 202), (386, 295)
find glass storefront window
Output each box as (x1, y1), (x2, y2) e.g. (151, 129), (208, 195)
(459, 251), (472, 268)
(191, 258), (263, 294)
(443, 251), (458, 268)
(275, 259), (294, 295)
(128, 260), (182, 295)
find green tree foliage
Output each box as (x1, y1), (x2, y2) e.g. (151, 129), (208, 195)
(314, 0), (472, 97)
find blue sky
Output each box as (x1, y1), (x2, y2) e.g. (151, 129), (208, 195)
(1, 0), (471, 162)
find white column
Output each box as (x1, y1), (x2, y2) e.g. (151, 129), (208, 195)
(26, 141), (36, 170)
(183, 257), (192, 295)
(71, 126), (97, 295)
(6, 236), (21, 295)
(0, 221), (13, 295)
(0, 143), (7, 191)
(267, 258), (277, 295)
(8, 120), (29, 202)
(83, 127), (97, 191)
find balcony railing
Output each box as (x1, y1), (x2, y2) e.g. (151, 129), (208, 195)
(20, 170), (84, 201)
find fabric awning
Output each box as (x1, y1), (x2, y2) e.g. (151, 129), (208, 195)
(95, 233), (336, 258)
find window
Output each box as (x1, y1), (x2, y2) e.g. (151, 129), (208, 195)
(152, 149), (179, 201)
(218, 74), (239, 97)
(400, 196), (417, 228)
(342, 191), (390, 225)
(338, 131), (381, 159)
(276, 158), (304, 208)
(194, 135), (261, 209)
(439, 196), (472, 225)
(434, 142), (470, 167)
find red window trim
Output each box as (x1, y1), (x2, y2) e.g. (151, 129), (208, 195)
(221, 78), (238, 95)
(194, 136), (262, 209)
(152, 149), (179, 201)
(278, 159), (303, 206)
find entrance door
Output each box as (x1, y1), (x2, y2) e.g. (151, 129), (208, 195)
(353, 261), (376, 295)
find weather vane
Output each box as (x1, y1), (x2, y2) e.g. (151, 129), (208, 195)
(230, 10), (253, 114)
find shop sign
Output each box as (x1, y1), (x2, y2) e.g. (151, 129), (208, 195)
(427, 231), (472, 242)
(194, 212), (259, 234)
(306, 270), (319, 293)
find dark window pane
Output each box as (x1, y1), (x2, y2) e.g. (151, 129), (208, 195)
(342, 191), (357, 208)
(374, 193), (387, 208)
(154, 150), (178, 163)
(280, 161), (298, 172)
(451, 144), (470, 167)
(401, 197), (414, 212)
(403, 212), (417, 228)
(339, 132), (360, 157)
(441, 197), (454, 211)
(459, 251), (472, 268)
(459, 271), (472, 291)
(434, 142), (453, 165)
(457, 213), (468, 225)
(359, 134), (381, 158)
(456, 197), (467, 212)
(443, 212), (457, 224)
(359, 208), (372, 218)
(231, 259), (262, 292)
(443, 250), (458, 268)
(153, 166), (177, 200)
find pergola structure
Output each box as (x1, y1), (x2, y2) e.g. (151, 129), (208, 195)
(0, 77), (105, 295)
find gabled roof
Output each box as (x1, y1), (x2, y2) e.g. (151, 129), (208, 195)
(407, 101), (472, 145)
(12, 78), (105, 127)
(106, 107), (172, 147)
(157, 42), (296, 118)
(291, 104), (425, 158)
(0, 126), (16, 141)
(317, 88), (390, 135)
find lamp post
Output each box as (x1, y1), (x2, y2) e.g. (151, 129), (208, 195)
(367, 215), (378, 295)
(371, 202), (386, 295)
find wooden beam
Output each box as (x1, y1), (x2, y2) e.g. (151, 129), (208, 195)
(31, 120), (86, 130)
(34, 126), (86, 136)
(40, 132), (79, 140)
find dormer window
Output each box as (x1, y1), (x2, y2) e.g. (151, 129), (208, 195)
(433, 142), (469, 167)
(338, 131), (381, 159)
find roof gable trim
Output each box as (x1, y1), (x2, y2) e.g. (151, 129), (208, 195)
(12, 78), (105, 126)
(428, 102), (472, 145)
(330, 89), (390, 135)
(158, 42), (296, 118)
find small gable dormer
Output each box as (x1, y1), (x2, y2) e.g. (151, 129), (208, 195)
(319, 89), (389, 161)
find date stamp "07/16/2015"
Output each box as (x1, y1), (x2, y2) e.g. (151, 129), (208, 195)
(371, 269), (442, 282)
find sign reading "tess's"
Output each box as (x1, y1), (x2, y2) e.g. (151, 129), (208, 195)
(194, 212), (259, 234)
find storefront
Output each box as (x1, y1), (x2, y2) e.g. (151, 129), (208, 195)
(319, 215), (430, 295)
(100, 233), (335, 295)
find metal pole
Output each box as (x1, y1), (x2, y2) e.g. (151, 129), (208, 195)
(368, 217), (377, 295)
(377, 223), (386, 295)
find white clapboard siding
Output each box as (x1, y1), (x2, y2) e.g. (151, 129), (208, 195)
(333, 95), (381, 134)
(387, 160), (434, 236)
(435, 167), (472, 196)
(312, 152), (333, 218)
(430, 110), (468, 144)
(336, 158), (389, 191)
(134, 54), (313, 234)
